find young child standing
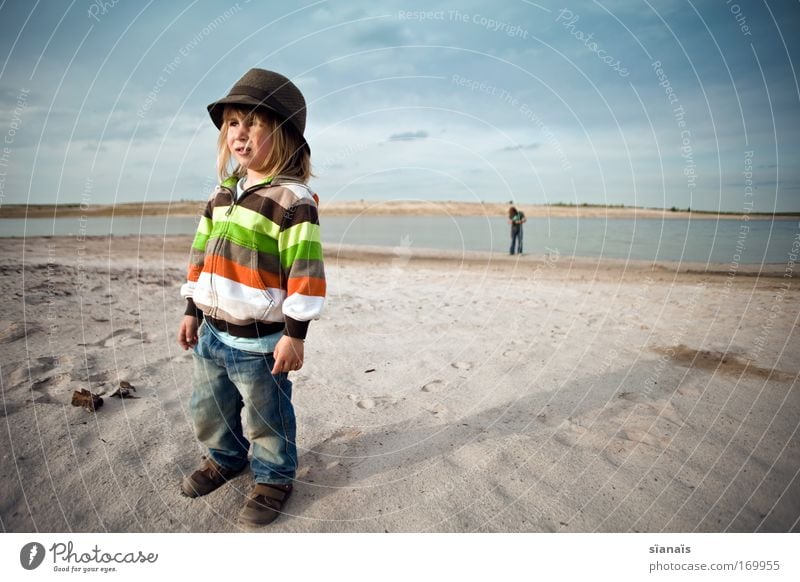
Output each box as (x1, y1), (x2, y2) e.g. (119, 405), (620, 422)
(176, 68), (325, 527)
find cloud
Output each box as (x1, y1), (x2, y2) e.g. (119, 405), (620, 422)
(499, 142), (540, 152)
(2, 1), (797, 211)
(388, 130), (428, 141)
(82, 142), (108, 153)
(349, 20), (408, 47)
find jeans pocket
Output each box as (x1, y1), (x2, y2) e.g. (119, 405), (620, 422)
(193, 321), (212, 357)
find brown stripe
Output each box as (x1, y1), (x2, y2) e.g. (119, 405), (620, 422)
(239, 193), (291, 228)
(241, 184), (319, 228)
(209, 188), (234, 210)
(287, 258), (325, 280)
(205, 304), (281, 327)
(189, 249), (205, 268)
(200, 232), (322, 278)
(213, 240), (283, 276)
(206, 316), (284, 339)
(283, 201), (320, 228)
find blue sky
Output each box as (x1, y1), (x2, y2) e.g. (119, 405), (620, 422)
(0, 0), (798, 211)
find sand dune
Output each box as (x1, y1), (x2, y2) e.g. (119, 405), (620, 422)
(1, 200), (797, 220)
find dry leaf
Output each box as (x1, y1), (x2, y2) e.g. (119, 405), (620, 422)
(71, 389), (103, 412)
(110, 380), (138, 399)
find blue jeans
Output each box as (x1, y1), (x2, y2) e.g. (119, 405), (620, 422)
(510, 228), (523, 254)
(190, 322), (297, 484)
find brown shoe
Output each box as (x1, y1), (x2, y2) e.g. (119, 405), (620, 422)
(181, 456), (244, 498)
(238, 483), (293, 527)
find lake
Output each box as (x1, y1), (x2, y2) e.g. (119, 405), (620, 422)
(1, 214), (797, 264)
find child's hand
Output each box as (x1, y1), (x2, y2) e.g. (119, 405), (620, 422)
(177, 315), (199, 350)
(272, 335), (304, 374)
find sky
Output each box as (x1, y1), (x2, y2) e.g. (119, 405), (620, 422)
(0, 0), (798, 212)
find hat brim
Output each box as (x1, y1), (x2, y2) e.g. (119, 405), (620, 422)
(207, 95), (310, 153)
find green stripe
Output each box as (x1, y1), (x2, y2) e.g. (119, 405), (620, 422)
(203, 203), (322, 269)
(191, 216), (213, 251)
(213, 224), (280, 256)
(280, 221), (321, 251)
(281, 240), (323, 268)
(197, 215), (212, 235)
(210, 204), (232, 224)
(205, 231), (322, 268)
(211, 205), (281, 238)
(191, 232), (210, 252)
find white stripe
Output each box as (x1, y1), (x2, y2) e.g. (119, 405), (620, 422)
(190, 271), (325, 323)
(280, 182), (315, 202)
(192, 273), (287, 322)
(180, 281), (197, 299)
(283, 293), (325, 321)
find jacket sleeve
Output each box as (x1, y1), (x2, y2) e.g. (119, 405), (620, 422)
(278, 197), (326, 339)
(180, 198), (214, 318)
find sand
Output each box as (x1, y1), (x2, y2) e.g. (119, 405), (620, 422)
(0, 235), (798, 532)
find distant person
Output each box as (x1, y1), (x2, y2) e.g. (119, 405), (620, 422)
(176, 68), (326, 527)
(508, 206), (526, 255)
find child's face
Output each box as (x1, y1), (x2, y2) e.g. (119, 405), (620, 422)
(225, 109), (273, 173)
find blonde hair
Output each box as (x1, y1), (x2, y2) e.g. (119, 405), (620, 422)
(216, 105), (312, 183)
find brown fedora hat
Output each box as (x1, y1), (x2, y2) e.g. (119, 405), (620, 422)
(207, 68), (309, 152)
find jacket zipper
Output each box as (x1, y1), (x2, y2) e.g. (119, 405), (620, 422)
(208, 186), (232, 318)
(208, 178), (275, 318)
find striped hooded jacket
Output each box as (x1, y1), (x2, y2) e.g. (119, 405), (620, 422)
(181, 177), (326, 339)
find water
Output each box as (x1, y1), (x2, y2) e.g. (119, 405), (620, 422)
(322, 216), (796, 264)
(1, 214), (796, 264)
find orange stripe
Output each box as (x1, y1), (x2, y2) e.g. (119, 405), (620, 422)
(202, 256), (282, 289)
(288, 276), (326, 297)
(188, 264), (203, 282)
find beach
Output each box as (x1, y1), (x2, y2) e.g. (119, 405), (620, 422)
(1, 235), (798, 532)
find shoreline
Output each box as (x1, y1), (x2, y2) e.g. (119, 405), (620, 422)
(3, 235), (788, 279)
(1, 201), (798, 220)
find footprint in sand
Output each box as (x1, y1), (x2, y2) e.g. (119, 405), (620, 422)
(2, 357), (71, 415)
(425, 402), (447, 416)
(26, 374), (67, 406)
(78, 328), (150, 348)
(500, 339), (523, 358)
(328, 427), (363, 441)
(73, 369), (115, 387)
(551, 421), (588, 448)
(297, 427), (364, 484)
(7, 353), (120, 393)
(616, 391), (644, 403)
(7, 356), (64, 387)
(616, 428), (668, 450)
(355, 396), (399, 410)
(0, 321), (43, 344)
(421, 379), (445, 393)
(451, 361), (473, 371)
